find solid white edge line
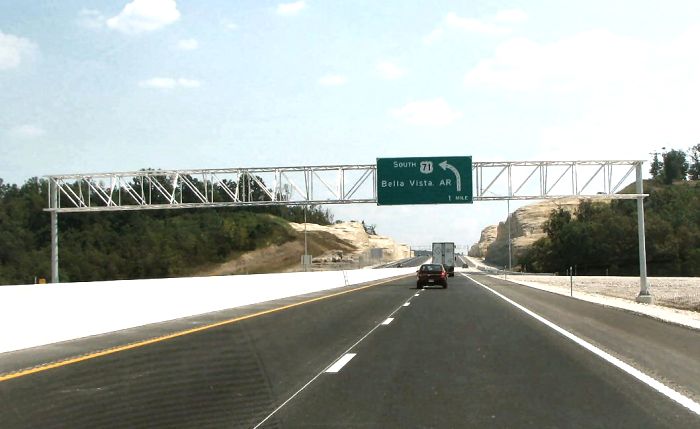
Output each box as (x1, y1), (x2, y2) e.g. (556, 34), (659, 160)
(381, 317), (394, 326)
(464, 274), (700, 416)
(325, 353), (357, 373)
(252, 294), (414, 428)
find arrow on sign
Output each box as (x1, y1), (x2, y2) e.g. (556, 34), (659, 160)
(439, 161), (461, 191)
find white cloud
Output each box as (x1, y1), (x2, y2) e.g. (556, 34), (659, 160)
(494, 9), (528, 23)
(377, 61), (406, 80)
(9, 124), (45, 139)
(107, 0), (180, 35)
(318, 74), (347, 86)
(78, 9), (106, 29)
(0, 31), (37, 70)
(176, 78), (201, 88)
(139, 77), (176, 89)
(424, 9), (525, 45)
(177, 38), (198, 50)
(222, 19), (238, 31)
(463, 29), (650, 92)
(276, 1), (306, 15)
(139, 77), (201, 89)
(444, 12), (510, 36)
(535, 87), (700, 162)
(463, 27), (700, 161)
(391, 98), (462, 127)
(422, 28), (444, 45)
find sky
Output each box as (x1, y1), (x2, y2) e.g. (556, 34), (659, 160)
(2, 0), (700, 248)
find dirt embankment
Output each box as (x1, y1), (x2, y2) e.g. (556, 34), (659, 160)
(198, 221), (410, 276)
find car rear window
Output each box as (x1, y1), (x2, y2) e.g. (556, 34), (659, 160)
(421, 264), (443, 271)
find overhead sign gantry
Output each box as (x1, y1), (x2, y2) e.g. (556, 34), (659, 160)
(45, 159), (652, 304)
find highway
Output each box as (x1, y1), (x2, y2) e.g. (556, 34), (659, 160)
(375, 255), (430, 268)
(1, 272), (699, 428)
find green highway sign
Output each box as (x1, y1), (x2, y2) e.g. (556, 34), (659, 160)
(376, 156), (473, 205)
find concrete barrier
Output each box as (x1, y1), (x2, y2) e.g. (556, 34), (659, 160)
(0, 268), (416, 353)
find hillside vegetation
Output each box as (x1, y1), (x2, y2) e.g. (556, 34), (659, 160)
(0, 177), (332, 285)
(520, 180), (700, 276)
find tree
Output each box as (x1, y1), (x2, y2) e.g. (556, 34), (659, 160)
(689, 143), (700, 181)
(0, 174), (333, 285)
(543, 208), (571, 240)
(649, 152), (663, 179)
(661, 149), (688, 184)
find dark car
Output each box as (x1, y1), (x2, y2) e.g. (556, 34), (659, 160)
(416, 263), (448, 289)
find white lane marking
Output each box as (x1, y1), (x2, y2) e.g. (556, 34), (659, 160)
(252, 293), (415, 428)
(325, 353), (356, 373)
(465, 274), (700, 416)
(403, 302), (410, 307)
(381, 317), (394, 326)
(414, 293), (420, 296)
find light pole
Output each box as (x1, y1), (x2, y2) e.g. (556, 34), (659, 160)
(635, 162), (652, 303)
(303, 204), (309, 272)
(303, 170), (311, 272)
(50, 180), (59, 283)
(485, 191), (512, 272)
(507, 198), (512, 272)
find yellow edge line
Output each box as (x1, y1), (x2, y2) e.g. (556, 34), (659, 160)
(0, 275), (409, 383)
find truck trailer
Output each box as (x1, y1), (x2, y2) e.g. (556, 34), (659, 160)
(432, 242), (456, 277)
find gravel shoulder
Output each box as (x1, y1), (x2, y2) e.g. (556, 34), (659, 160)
(463, 257), (700, 330)
(488, 273), (700, 330)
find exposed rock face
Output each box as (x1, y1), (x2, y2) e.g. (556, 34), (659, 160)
(200, 221), (411, 275)
(468, 225), (497, 257)
(471, 199), (598, 266)
(288, 221), (411, 266)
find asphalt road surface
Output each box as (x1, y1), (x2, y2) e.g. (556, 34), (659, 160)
(375, 255), (429, 268)
(1, 273), (699, 428)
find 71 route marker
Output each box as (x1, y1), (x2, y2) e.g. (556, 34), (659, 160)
(376, 156), (473, 205)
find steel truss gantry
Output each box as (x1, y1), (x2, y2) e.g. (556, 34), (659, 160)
(473, 160), (646, 201)
(46, 165), (376, 213)
(45, 160), (651, 303)
(46, 160), (645, 213)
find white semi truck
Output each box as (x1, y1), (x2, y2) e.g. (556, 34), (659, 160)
(432, 242), (456, 277)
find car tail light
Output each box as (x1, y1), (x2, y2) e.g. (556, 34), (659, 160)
(440, 271), (446, 278)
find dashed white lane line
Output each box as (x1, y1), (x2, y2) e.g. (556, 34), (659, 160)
(403, 302), (411, 307)
(381, 317), (394, 326)
(465, 274), (700, 417)
(252, 293), (414, 428)
(414, 293), (420, 296)
(325, 353), (357, 373)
